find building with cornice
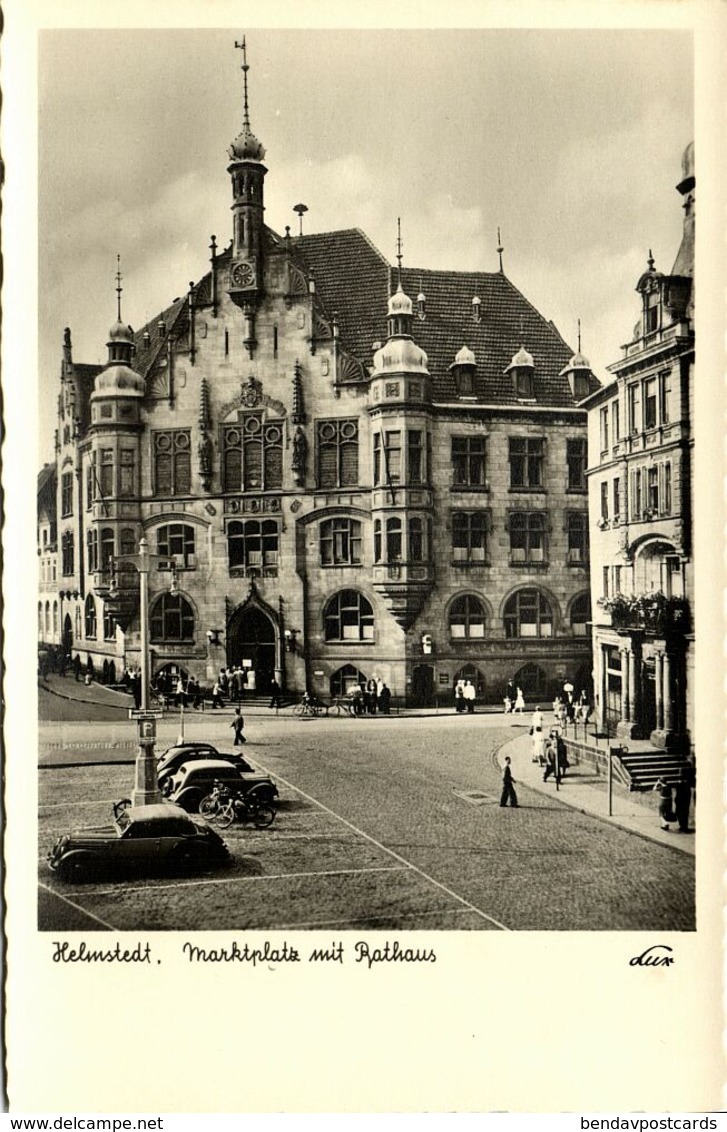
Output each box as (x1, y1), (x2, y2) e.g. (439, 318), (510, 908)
(45, 47), (599, 707)
(583, 143), (694, 752)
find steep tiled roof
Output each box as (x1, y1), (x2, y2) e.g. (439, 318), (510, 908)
(37, 463), (56, 495)
(297, 228), (600, 406)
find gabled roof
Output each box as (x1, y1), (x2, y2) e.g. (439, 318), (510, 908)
(296, 229), (600, 406)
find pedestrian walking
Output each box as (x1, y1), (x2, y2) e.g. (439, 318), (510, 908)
(653, 778), (676, 831)
(378, 682), (391, 714)
(499, 757), (519, 807)
(454, 682), (466, 713)
(530, 705), (544, 732)
(531, 726), (546, 765)
(365, 678), (378, 714)
(514, 687), (525, 714)
(464, 679), (476, 714)
(269, 677), (283, 710)
(674, 766), (693, 833)
(543, 728), (566, 782)
(230, 708), (246, 745)
(211, 679), (225, 709)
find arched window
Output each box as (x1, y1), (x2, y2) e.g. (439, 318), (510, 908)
(570, 593), (591, 637)
(53, 602), (59, 637)
(386, 517), (402, 562)
(223, 417), (283, 492)
(228, 519), (279, 570)
(156, 523), (195, 569)
(320, 518), (362, 566)
(330, 664), (368, 698)
(38, 603), (43, 636)
(45, 602), (51, 636)
(150, 593), (195, 642)
(450, 594), (486, 638)
(324, 590), (374, 642)
(513, 662), (548, 700)
(504, 589), (553, 638)
(85, 594), (97, 639)
(87, 529), (98, 573)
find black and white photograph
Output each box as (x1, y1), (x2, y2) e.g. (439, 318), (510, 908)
(4, 0), (725, 1115)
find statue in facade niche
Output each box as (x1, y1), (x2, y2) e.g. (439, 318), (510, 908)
(198, 433), (213, 490)
(292, 427), (307, 486)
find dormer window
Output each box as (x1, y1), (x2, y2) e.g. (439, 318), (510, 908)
(514, 367), (534, 399)
(449, 345), (477, 399)
(417, 292), (426, 321)
(472, 296), (481, 323)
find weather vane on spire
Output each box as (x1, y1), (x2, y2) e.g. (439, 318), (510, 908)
(115, 254), (123, 321)
(577, 318), (582, 352)
(396, 217), (403, 286)
(234, 36), (251, 131)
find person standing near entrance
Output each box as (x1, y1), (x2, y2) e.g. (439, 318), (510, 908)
(269, 678), (283, 710)
(500, 757), (518, 807)
(464, 679), (476, 713)
(674, 765), (693, 832)
(230, 708), (246, 745)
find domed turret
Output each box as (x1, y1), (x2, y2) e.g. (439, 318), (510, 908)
(388, 284), (413, 318)
(91, 258), (145, 400)
(228, 127), (266, 163)
(505, 344), (535, 399)
(449, 344), (477, 398)
(372, 336), (429, 377)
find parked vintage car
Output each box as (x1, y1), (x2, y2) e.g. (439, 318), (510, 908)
(157, 741), (254, 794)
(164, 759), (279, 813)
(47, 803), (230, 883)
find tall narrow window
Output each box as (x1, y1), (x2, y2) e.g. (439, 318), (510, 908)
(119, 449), (136, 496)
(509, 438), (543, 488)
(628, 384), (641, 434)
(61, 532), (74, 576)
(453, 436), (487, 487)
(316, 420), (359, 489)
(409, 516), (424, 562)
(86, 459), (94, 509)
(407, 431), (423, 484)
(222, 418), (283, 492)
(100, 528), (115, 571)
(386, 517), (402, 562)
(99, 449), (114, 497)
(599, 407), (609, 452)
(566, 439), (587, 491)
(567, 513), (589, 563)
(153, 431), (191, 496)
(648, 467), (659, 512)
(600, 482), (609, 521)
(373, 519), (382, 563)
(87, 529), (98, 573)
(660, 372), (672, 424)
(383, 431), (402, 483)
(84, 595), (97, 639)
(664, 463), (672, 514)
(61, 472), (74, 517)
(613, 477), (621, 519)
(612, 401), (620, 441)
(373, 434), (382, 486)
(644, 379), (657, 430)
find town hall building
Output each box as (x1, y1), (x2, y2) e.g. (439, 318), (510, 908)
(42, 44), (599, 707)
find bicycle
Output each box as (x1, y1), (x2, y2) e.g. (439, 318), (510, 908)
(327, 697), (356, 717)
(199, 780), (231, 821)
(214, 788), (276, 829)
(293, 697), (323, 718)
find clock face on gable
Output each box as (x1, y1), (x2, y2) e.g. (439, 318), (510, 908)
(230, 260), (256, 288)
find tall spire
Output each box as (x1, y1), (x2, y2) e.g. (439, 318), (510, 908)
(497, 227), (504, 274)
(577, 317), (581, 352)
(235, 36), (251, 132)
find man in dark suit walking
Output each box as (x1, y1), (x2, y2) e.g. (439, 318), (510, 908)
(500, 756), (519, 808)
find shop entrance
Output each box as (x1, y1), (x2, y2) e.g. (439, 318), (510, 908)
(412, 664), (435, 707)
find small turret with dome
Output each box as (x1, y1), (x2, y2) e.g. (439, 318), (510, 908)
(92, 258), (145, 401)
(371, 220), (429, 381)
(449, 344), (477, 398)
(505, 343), (536, 399)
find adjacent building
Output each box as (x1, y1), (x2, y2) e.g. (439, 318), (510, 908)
(44, 48), (600, 706)
(584, 143), (694, 752)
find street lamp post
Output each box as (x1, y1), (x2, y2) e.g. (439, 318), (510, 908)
(111, 537), (171, 806)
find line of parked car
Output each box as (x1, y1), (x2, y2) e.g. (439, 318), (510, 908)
(47, 741), (279, 884)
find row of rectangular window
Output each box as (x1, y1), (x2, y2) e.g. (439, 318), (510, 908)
(599, 373), (673, 454)
(69, 428), (587, 506)
(599, 463), (672, 524)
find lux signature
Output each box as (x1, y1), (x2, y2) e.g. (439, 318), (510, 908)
(629, 944), (674, 968)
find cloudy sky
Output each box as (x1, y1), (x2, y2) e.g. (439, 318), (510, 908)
(38, 26), (693, 459)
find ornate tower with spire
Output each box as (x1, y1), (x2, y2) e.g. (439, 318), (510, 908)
(227, 36), (267, 354)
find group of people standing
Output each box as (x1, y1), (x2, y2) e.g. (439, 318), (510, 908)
(348, 677), (391, 715)
(503, 683), (526, 714)
(654, 767), (695, 833)
(454, 679), (477, 713)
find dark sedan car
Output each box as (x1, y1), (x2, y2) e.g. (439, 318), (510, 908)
(157, 741), (254, 794)
(165, 759), (279, 812)
(47, 803), (230, 883)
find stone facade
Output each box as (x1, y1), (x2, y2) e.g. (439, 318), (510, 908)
(41, 53), (598, 706)
(584, 144), (694, 752)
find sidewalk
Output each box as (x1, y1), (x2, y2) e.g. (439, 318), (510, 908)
(39, 673), (133, 708)
(497, 728), (695, 856)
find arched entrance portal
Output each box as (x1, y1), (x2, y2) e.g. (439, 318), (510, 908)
(227, 604), (278, 695)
